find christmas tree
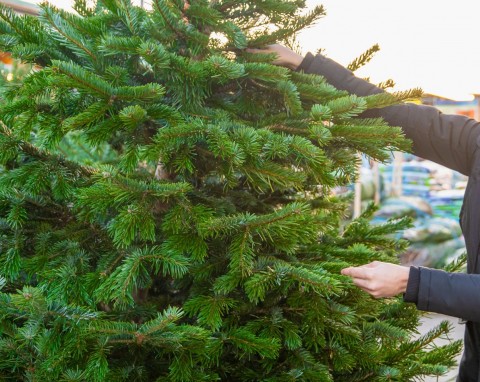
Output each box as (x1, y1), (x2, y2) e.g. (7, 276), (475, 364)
(0, 1), (461, 381)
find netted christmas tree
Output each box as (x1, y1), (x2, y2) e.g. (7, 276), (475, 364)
(0, 1), (462, 381)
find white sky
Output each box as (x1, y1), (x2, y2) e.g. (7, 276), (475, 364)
(299, 0), (480, 100)
(30, 0), (480, 100)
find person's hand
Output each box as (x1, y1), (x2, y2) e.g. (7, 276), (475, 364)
(246, 44), (303, 70)
(341, 261), (410, 298)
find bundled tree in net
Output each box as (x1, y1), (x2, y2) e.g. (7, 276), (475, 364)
(0, 0), (461, 381)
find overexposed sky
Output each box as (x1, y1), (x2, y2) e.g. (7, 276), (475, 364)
(29, 0), (480, 100)
(299, 0), (480, 100)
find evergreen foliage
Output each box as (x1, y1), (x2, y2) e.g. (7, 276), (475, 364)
(0, 1), (461, 380)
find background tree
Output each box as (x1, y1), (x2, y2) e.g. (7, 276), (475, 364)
(0, 0), (461, 381)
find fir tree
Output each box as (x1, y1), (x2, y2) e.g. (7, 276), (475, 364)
(0, 1), (461, 381)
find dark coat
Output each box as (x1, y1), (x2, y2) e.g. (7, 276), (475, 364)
(298, 53), (480, 381)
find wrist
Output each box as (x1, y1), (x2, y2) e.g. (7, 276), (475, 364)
(295, 52), (315, 72)
(289, 53), (303, 70)
(398, 266), (410, 294)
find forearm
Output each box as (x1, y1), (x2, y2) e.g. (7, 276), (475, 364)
(406, 267), (480, 323)
(297, 52), (383, 97)
(297, 53), (480, 176)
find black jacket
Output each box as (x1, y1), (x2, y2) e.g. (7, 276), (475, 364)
(298, 53), (480, 381)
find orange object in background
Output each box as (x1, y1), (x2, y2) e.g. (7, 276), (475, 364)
(457, 109), (475, 119)
(0, 52), (13, 65)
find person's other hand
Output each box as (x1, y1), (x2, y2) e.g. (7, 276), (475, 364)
(341, 261), (410, 298)
(246, 44), (303, 70)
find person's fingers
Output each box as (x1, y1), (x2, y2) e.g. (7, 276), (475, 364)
(340, 267), (352, 276)
(351, 277), (387, 298)
(341, 266), (371, 280)
(245, 44), (282, 53)
(350, 278), (373, 291)
(245, 48), (278, 55)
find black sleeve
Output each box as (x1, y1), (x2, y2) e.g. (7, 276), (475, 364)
(297, 53), (480, 176)
(413, 267), (480, 323)
(403, 266), (420, 304)
(297, 54), (480, 321)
